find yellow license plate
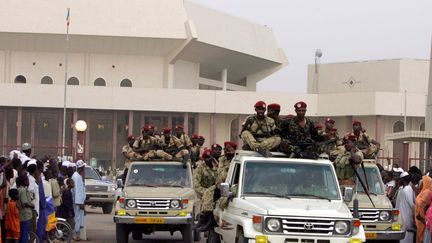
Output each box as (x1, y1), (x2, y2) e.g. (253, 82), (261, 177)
(365, 233), (377, 239)
(134, 217), (165, 224)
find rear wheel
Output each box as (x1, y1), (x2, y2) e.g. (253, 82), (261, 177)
(102, 203), (113, 214)
(116, 224), (129, 243)
(181, 224), (193, 243)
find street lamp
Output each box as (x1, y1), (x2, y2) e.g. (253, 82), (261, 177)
(314, 49), (323, 93)
(75, 120), (87, 161)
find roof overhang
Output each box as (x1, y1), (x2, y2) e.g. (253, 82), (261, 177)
(384, 131), (432, 142)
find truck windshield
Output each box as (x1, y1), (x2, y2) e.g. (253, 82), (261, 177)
(355, 166), (384, 195)
(242, 161), (340, 200)
(126, 164), (192, 188)
(85, 167), (101, 180)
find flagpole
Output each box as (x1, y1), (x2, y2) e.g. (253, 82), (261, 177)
(62, 8), (70, 160)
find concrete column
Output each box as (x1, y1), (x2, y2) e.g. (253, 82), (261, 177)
(17, 108), (22, 147)
(402, 141), (409, 170)
(140, 112), (145, 129)
(30, 110), (35, 146)
(222, 68), (228, 91)
(112, 112), (117, 170)
(128, 111), (134, 136)
(184, 113), (189, 135)
(2, 111), (8, 155)
(210, 113), (216, 145)
(345, 116), (353, 134)
(167, 64), (174, 89)
(85, 110), (90, 162)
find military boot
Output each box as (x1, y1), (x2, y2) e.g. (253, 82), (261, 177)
(256, 147), (272, 158)
(192, 212), (208, 230)
(196, 211), (217, 232)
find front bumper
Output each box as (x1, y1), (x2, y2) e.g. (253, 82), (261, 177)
(86, 193), (115, 203)
(246, 235), (363, 243)
(365, 230), (405, 240)
(113, 215), (193, 225)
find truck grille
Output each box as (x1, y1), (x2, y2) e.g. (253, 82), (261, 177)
(136, 199), (171, 209)
(350, 209), (379, 222)
(86, 185), (107, 192)
(281, 217), (335, 236)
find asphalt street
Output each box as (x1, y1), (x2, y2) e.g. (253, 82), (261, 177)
(84, 206), (205, 243)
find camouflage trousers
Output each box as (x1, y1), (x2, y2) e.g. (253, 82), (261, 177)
(240, 131), (281, 151)
(174, 149), (189, 159)
(142, 150), (173, 160)
(201, 185), (217, 211)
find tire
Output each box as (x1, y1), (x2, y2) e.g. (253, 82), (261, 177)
(102, 203), (113, 214)
(116, 223), (129, 243)
(47, 220), (73, 243)
(181, 223), (193, 243)
(206, 229), (221, 243)
(236, 231), (246, 243)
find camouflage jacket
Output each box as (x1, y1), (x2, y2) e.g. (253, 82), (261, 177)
(193, 163), (217, 198)
(217, 155), (232, 184)
(241, 115), (278, 138)
(280, 117), (320, 143)
(334, 150), (364, 180)
(171, 134), (192, 149)
(132, 136), (157, 152)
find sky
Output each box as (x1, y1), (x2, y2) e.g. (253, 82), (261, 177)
(192, 0), (432, 93)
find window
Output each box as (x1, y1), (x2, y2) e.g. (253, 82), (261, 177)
(120, 79), (132, 87)
(94, 78), (106, 86)
(67, 77), (79, 85)
(393, 121), (404, 133)
(41, 76), (53, 84)
(14, 75), (26, 84)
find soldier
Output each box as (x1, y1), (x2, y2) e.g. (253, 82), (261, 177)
(240, 101), (281, 157)
(210, 144), (222, 162)
(348, 120), (381, 159)
(133, 126), (172, 161)
(280, 101), (322, 158)
(218, 141), (237, 183)
(324, 118), (335, 134)
(334, 133), (363, 185)
(193, 149), (218, 232)
(121, 135), (143, 164)
(171, 125), (193, 168)
(267, 103), (282, 130)
(190, 134), (201, 168)
(198, 135), (205, 148)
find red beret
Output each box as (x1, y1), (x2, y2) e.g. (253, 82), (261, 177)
(254, 101), (266, 109)
(267, 103), (281, 110)
(191, 134), (199, 139)
(127, 135), (135, 141)
(315, 123), (323, 129)
(294, 101), (307, 109)
(198, 135), (205, 139)
(352, 120), (362, 126)
(201, 149), (213, 159)
(325, 118), (335, 124)
(224, 141), (238, 150)
(175, 124), (184, 130)
(345, 133), (356, 141)
(211, 143), (222, 149)
(142, 126), (150, 132)
(285, 114), (295, 119)
(331, 128), (338, 132)
(162, 127), (171, 133)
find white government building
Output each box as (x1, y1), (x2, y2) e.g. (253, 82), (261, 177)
(0, 0), (431, 171)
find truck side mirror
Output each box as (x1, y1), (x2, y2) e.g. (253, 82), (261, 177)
(343, 187), (353, 202)
(116, 179), (124, 188)
(220, 182), (232, 198)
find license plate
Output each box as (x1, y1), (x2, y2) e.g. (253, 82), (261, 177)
(365, 233), (377, 239)
(134, 217), (165, 224)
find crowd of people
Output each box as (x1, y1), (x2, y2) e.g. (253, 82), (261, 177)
(0, 143), (86, 243)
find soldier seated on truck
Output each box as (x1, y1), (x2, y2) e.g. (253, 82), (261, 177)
(170, 125), (193, 168)
(334, 133), (364, 185)
(348, 120), (381, 159)
(122, 135), (144, 163)
(240, 100), (281, 157)
(133, 125), (173, 161)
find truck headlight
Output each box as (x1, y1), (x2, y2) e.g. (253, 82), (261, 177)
(126, 199), (136, 208)
(334, 221), (349, 235)
(266, 218), (281, 232)
(170, 200), (180, 209)
(379, 211), (391, 221)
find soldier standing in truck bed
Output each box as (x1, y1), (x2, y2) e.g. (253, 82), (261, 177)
(348, 120), (381, 159)
(240, 101), (280, 157)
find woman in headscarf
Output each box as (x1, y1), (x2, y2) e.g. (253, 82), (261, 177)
(416, 175), (432, 243)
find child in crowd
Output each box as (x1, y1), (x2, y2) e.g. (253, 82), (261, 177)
(57, 178), (75, 231)
(5, 189), (20, 243)
(16, 174), (34, 243)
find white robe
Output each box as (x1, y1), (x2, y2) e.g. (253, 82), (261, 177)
(396, 185), (415, 243)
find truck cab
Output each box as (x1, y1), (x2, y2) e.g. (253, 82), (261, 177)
(113, 161), (200, 243)
(213, 150), (366, 243)
(340, 159), (405, 242)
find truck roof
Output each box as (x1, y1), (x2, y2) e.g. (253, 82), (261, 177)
(234, 150), (333, 165)
(129, 161), (189, 166)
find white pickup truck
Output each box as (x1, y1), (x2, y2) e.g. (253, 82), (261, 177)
(211, 150), (366, 243)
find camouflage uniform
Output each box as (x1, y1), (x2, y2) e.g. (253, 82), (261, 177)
(350, 131), (379, 159)
(319, 131), (344, 159)
(194, 163), (217, 211)
(170, 134), (192, 159)
(334, 149), (364, 183)
(217, 155), (231, 184)
(133, 136), (172, 160)
(280, 117), (321, 154)
(121, 144), (143, 162)
(240, 115), (281, 150)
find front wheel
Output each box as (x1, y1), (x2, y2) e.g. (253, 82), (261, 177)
(46, 220), (73, 243)
(116, 224), (129, 243)
(236, 231), (246, 243)
(181, 224), (193, 243)
(102, 203), (113, 214)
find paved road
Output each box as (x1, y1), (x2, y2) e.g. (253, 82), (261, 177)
(84, 206), (206, 243)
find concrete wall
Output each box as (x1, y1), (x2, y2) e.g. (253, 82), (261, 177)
(399, 59), (430, 93)
(173, 60), (199, 89)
